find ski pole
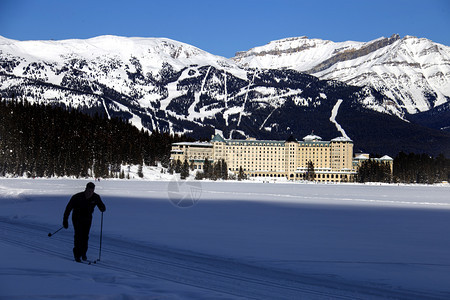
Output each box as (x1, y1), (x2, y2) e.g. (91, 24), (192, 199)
(48, 226), (63, 237)
(98, 211), (103, 261)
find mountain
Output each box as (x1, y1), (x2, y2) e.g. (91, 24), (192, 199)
(0, 35), (449, 156)
(233, 34), (450, 116)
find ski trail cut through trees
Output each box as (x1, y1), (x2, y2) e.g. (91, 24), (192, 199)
(102, 99), (111, 119)
(223, 71), (228, 109)
(330, 99), (349, 139)
(259, 107), (277, 131)
(188, 66), (212, 120)
(237, 70), (257, 127)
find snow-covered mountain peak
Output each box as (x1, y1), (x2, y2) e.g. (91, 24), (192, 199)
(84, 35), (207, 59)
(313, 35), (450, 113)
(1, 34), (449, 155)
(0, 35), (240, 73)
(233, 34), (450, 114)
(236, 35), (332, 55)
(0, 35), (16, 45)
(233, 36), (365, 71)
(261, 36), (322, 49)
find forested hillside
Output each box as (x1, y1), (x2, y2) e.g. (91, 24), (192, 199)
(0, 98), (191, 178)
(1, 97), (449, 183)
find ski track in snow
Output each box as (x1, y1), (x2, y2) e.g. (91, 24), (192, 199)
(330, 99), (349, 139)
(1, 179), (450, 299)
(2, 217), (441, 300)
(0, 217), (369, 300)
(201, 189), (450, 208)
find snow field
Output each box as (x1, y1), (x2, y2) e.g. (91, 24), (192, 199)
(0, 178), (449, 299)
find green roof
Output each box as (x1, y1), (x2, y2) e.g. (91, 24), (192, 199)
(211, 134), (226, 143)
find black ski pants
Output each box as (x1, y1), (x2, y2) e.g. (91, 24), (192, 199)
(72, 218), (92, 259)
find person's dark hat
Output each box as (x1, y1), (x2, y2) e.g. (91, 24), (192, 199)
(86, 182), (95, 189)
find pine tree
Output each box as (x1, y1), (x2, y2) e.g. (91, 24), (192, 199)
(137, 164), (144, 178)
(180, 159), (190, 179)
(175, 159), (182, 173)
(306, 160), (315, 181)
(213, 160), (221, 180)
(203, 157), (212, 179)
(168, 161), (174, 174)
(221, 159), (228, 180)
(238, 166), (246, 181)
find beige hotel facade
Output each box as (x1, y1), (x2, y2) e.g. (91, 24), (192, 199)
(170, 133), (374, 182)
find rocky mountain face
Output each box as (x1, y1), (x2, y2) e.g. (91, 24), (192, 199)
(0, 35), (449, 156)
(233, 34), (450, 117)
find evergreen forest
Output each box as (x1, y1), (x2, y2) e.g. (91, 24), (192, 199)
(0, 98), (449, 183)
(393, 152), (449, 184)
(353, 153), (449, 184)
(0, 98), (191, 178)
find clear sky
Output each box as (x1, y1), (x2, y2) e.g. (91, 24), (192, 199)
(1, 0), (449, 58)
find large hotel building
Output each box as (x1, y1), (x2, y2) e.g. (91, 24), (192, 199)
(170, 133), (392, 183)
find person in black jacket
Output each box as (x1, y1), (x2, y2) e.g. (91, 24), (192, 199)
(63, 182), (106, 262)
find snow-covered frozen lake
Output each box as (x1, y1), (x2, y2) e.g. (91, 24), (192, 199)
(1, 178), (449, 299)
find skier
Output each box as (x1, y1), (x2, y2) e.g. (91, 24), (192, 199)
(63, 182), (106, 262)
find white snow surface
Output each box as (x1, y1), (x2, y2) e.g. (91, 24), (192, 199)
(234, 35), (450, 114)
(1, 177), (450, 299)
(0, 35), (236, 73)
(329, 99), (350, 140)
(2, 34), (449, 120)
(234, 36), (364, 72)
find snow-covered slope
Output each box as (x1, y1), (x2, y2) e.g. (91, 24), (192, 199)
(0, 35), (247, 129)
(1, 179), (450, 299)
(0, 35), (240, 76)
(0, 35), (244, 112)
(233, 34), (450, 114)
(234, 36), (365, 72)
(1, 35), (449, 156)
(0, 35), (387, 131)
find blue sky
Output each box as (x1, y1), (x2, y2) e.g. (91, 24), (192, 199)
(1, 0), (449, 58)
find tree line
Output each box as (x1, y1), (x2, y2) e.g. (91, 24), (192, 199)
(356, 153), (449, 184)
(393, 152), (449, 184)
(169, 158), (248, 181)
(1, 97), (448, 183)
(356, 160), (392, 183)
(171, 155), (449, 184)
(0, 98), (191, 178)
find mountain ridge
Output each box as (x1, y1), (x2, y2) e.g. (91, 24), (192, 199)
(305, 34), (401, 73)
(233, 34), (450, 116)
(0, 34), (449, 156)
